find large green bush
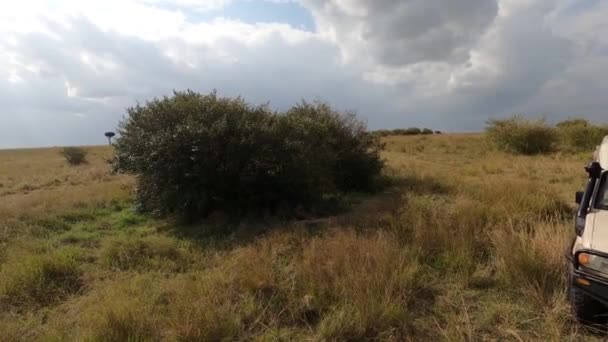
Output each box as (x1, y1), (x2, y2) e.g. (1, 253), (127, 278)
(486, 116), (557, 155)
(555, 118), (608, 152)
(110, 91), (383, 219)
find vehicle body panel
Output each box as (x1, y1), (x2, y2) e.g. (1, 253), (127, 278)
(590, 211), (608, 252)
(598, 136), (608, 170)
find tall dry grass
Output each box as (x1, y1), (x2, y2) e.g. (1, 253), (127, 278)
(0, 134), (600, 340)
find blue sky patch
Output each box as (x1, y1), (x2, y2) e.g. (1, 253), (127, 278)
(185, 1), (316, 31)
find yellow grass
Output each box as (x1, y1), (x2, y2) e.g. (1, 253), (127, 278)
(0, 135), (602, 340)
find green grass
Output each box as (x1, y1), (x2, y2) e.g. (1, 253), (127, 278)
(0, 135), (603, 340)
(99, 235), (186, 271)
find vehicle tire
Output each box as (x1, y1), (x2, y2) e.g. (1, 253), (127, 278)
(569, 274), (605, 324)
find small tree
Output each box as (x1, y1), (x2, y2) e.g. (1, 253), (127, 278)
(61, 147), (87, 165)
(421, 128), (434, 135)
(104, 132), (116, 146)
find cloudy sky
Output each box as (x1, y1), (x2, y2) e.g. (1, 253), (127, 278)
(1, 0), (607, 148)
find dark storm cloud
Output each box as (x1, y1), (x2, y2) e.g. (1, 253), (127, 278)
(301, 0), (608, 130)
(304, 0), (499, 65)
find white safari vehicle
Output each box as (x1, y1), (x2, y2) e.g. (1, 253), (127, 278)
(569, 136), (608, 322)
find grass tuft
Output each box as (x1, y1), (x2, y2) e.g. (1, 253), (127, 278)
(99, 235), (185, 271)
(0, 247), (83, 309)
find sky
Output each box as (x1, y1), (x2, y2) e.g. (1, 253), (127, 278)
(1, 0), (608, 148)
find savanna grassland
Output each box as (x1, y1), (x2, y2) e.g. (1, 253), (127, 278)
(0, 134), (601, 340)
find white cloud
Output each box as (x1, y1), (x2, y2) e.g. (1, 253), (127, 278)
(0, 1), (398, 147)
(1, 0), (608, 147)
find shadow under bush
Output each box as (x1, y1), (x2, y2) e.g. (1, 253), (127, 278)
(110, 91), (384, 221)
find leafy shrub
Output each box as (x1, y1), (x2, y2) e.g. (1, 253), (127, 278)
(434, 130), (442, 134)
(283, 102), (384, 194)
(61, 147), (87, 165)
(485, 116), (557, 155)
(555, 118), (608, 152)
(421, 128), (434, 135)
(110, 91), (383, 220)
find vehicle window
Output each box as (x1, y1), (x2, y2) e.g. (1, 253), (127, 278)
(597, 173), (608, 210)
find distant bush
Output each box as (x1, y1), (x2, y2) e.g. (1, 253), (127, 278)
(404, 127), (422, 135)
(371, 127), (443, 137)
(61, 147), (87, 165)
(555, 118), (608, 152)
(486, 116), (557, 155)
(111, 91), (384, 220)
(371, 130), (391, 137)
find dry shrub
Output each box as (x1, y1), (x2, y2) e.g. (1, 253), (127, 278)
(61, 147), (87, 166)
(556, 118), (608, 152)
(486, 116), (557, 155)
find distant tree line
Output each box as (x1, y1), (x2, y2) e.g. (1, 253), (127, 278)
(372, 127), (441, 137)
